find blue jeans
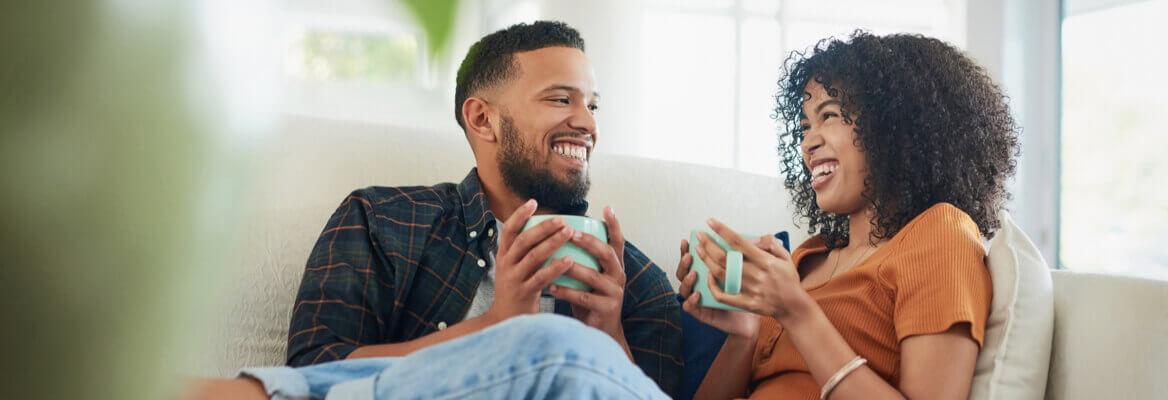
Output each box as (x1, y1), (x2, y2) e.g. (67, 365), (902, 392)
(240, 314), (671, 400)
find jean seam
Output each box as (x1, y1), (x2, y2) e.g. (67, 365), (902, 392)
(429, 358), (652, 400)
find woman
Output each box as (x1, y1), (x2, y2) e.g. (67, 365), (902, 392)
(678, 32), (1019, 400)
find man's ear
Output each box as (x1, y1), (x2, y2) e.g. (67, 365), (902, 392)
(462, 97), (497, 144)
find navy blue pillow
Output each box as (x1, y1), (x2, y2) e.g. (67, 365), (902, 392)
(678, 231), (789, 400)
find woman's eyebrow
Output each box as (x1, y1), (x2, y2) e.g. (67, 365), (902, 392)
(816, 99), (843, 113)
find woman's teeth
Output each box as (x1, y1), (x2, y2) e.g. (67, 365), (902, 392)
(553, 143), (587, 161)
(812, 163), (838, 178)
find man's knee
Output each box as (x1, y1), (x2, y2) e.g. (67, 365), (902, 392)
(500, 314), (620, 359)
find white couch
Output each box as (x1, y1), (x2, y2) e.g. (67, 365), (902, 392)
(199, 115), (1168, 399)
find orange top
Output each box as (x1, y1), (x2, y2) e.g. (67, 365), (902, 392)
(747, 203), (992, 400)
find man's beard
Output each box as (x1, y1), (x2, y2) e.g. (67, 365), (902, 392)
(497, 114), (590, 215)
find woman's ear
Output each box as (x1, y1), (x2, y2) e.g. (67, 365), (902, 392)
(462, 97), (497, 144)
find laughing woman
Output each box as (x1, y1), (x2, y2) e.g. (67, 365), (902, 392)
(677, 32), (1019, 400)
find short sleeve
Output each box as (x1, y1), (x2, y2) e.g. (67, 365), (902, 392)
(883, 204), (992, 347)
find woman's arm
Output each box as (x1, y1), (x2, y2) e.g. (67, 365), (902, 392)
(779, 291), (979, 399)
(692, 331), (758, 400)
(697, 219), (981, 400)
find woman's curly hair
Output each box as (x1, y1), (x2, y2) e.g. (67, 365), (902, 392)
(775, 31), (1020, 249)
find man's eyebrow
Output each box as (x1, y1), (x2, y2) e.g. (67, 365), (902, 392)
(540, 85), (600, 99)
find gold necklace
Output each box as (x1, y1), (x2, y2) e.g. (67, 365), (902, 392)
(825, 244), (877, 284)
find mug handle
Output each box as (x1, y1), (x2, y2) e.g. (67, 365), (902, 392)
(723, 251), (743, 295)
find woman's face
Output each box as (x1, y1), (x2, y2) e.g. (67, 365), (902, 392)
(800, 80), (869, 215)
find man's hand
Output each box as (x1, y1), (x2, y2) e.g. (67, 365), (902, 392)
(486, 199), (578, 323)
(548, 206), (629, 349)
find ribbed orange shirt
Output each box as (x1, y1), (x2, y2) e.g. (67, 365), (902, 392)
(747, 203), (991, 399)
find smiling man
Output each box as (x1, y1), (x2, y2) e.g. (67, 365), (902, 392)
(188, 21), (681, 400)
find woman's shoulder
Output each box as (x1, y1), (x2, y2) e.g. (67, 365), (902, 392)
(878, 203), (987, 276)
(893, 203), (982, 248)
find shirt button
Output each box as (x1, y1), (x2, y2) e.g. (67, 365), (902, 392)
(469, 231), (478, 238)
(477, 259), (486, 268)
(437, 321), (447, 330)
(487, 228), (495, 237)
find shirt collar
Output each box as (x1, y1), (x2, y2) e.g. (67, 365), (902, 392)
(456, 168), (497, 243)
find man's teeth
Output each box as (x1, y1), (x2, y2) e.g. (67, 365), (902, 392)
(553, 143), (588, 161)
(812, 164), (838, 178)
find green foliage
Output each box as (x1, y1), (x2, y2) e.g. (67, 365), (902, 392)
(400, 0), (461, 58)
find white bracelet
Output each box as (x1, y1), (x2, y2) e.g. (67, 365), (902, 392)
(820, 355), (868, 400)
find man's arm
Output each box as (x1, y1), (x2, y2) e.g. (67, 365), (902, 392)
(345, 313), (499, 358)
(286, 191), (394, 366)
(342, 198), (579, 359)
(620, 246), (685, 398)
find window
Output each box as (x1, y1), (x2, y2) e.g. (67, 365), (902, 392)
(638, 0), (967, 176)
(286, 30), (419, 83)
(279, 0), (456, 130)
(1060, 0), (1168, 280)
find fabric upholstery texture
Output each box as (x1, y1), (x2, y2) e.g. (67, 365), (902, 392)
(197, 115), (1168, 400)
(195, 115), (797, 377)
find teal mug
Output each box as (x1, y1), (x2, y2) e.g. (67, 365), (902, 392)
(689, 229), (758, 311)
(522, 215), (608, 292)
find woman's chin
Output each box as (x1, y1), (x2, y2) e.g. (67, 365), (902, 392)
(815, 197), (865, 216)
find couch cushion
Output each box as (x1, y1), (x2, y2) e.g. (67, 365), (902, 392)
(969, 211), (1054, 400)
(1045, 270), (1168, 400)
(196, 115), (799, 376)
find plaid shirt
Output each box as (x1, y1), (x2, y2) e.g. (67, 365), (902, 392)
(286, 169), (683, 397)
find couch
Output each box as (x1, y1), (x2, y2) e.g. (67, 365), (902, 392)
(197, 115), (1168, 399)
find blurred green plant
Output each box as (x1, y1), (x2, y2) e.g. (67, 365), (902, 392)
(401, 0), (461, 59)
(0, 1), (465, 399)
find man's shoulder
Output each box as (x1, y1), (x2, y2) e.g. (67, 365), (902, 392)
(345, 182), (460, 212)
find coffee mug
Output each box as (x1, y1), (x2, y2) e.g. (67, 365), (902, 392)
(522, 215), (608, 292)
(689, 229), (758, 311)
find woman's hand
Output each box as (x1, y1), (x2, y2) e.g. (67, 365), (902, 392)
(676, 238), (760, 339)
(692, 219), (807, 322)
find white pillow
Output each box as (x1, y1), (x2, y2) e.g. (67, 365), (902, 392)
(969, 211), (1054, 399)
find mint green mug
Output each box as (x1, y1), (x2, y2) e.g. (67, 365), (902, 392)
(522, 215), (608, 292)
(689, 229), (757, 311)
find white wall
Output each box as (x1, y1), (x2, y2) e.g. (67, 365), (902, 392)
(278, 0), (1065, 262)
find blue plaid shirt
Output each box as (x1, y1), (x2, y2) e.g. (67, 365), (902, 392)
(286, 169), (683, 397)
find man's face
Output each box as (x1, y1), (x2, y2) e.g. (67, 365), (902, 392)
(494, 46), (599, 215)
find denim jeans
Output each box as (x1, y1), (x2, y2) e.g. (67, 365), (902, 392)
(240, 314), (671, 400)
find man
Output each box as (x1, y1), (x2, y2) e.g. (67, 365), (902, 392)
(187, 21), (682, 399)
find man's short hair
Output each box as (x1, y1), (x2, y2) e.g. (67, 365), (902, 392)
(454, 21), (585, 131)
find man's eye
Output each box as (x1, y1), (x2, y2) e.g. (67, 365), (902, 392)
(823, 112), (838, 120)
(800, 124), (810, 132)
(588, 104), (599, 112)
(549, 98), (569, 104)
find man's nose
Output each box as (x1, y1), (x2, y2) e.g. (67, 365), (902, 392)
(567, 104), (597, 135)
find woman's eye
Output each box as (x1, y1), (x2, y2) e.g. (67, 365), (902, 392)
(800, 124), (810, 132)
(588, 104), (599, 112)
(823, 112), (838, 120)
